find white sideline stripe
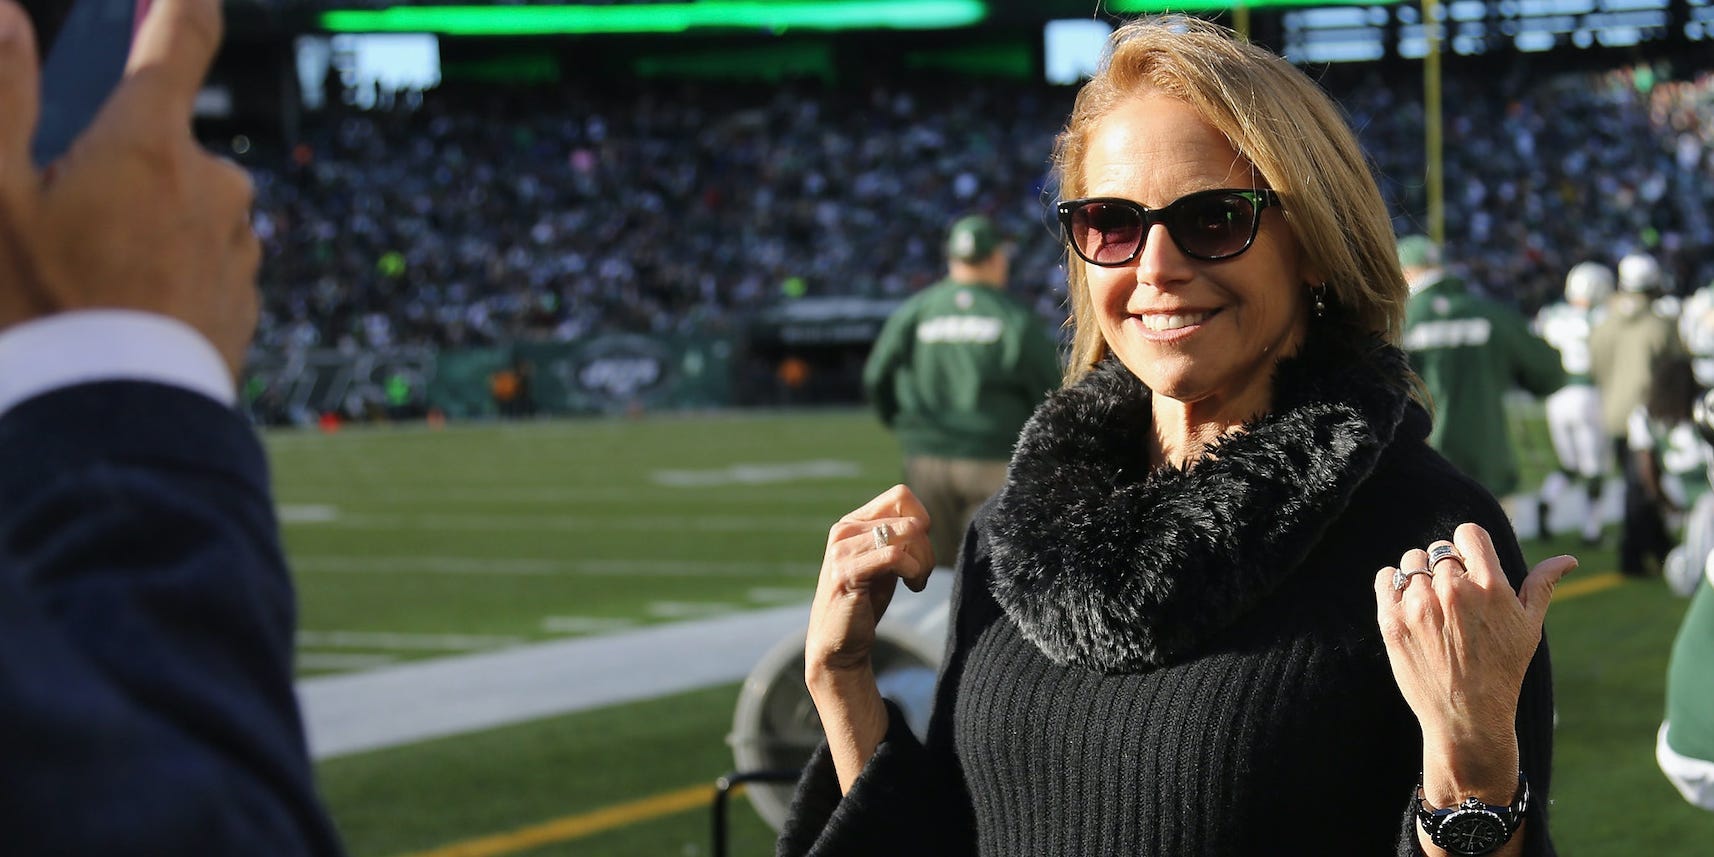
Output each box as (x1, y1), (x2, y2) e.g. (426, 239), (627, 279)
(297, 653), (398, 671)
(291, 556), (809, 577)
(296, 630), (523, 651)
(296, 603), (812, 759)
(282, 513), (827, 532)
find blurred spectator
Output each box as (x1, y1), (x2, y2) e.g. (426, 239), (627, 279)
(862, 214), (1061, 567)
(489, 361), (523, 417)
(777, 354), (811, 405)
(1399, 235), (1564, 506)
(1624, 354), (1705, 578)
(1591, 252), (1686, 576)
(1681, 279), (1714, 387)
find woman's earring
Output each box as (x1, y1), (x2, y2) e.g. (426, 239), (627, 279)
(1311, 282), (1329, 318)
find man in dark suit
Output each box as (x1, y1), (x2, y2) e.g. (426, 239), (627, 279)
(0, 0), (344, 852)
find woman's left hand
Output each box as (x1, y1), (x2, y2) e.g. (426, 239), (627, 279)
(1374, 522), (1577, 800)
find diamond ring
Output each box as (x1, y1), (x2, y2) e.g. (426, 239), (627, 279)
(872, 523), (894, 551)
(1393, 567), (1433, 592)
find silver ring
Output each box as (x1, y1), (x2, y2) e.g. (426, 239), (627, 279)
(872, 523), (894, 551)
(1393, 567), (1433, 592)
(1428, 544), (1464, 570)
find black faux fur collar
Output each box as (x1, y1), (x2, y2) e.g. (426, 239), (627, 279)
(986, 333), (1413, 673)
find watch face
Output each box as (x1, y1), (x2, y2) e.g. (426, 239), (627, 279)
(1433, 809), (1508, 855)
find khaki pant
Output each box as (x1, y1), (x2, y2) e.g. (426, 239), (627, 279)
(904, 455), (1011, 569)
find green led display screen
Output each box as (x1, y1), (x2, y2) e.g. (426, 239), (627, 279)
(320, 1), (988, 36)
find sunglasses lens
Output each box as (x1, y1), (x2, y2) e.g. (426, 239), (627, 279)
(1070, 202), (1144, 265)
(1169, 192), (1258, 260)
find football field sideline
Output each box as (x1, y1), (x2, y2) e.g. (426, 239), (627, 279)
(298, 601), (810, 760)
(298, 562), (1623, 761)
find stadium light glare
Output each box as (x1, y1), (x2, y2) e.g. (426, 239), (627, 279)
(319, 1), (988, 36)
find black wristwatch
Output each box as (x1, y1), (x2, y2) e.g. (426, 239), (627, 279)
(1414, 772), (1529, 856)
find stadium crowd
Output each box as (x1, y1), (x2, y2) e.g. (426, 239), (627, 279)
(246, 78), (1073, 354)
(241, 55), (1714, 357)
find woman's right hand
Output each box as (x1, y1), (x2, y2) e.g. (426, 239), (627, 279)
(804, 484), (935, 792)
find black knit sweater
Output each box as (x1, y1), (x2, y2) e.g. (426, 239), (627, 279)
(778, 334), (1557, 857)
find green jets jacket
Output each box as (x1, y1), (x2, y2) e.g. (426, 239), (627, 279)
(1403, 274), (1565, 496)
(863, 280), (1062, 461)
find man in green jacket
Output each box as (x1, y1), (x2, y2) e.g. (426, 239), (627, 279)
(862, 215), (1062, 567)
(1399, 235), (1565, 505)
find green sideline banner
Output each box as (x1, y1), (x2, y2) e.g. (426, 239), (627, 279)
(244, 334), (738, 423)
(244, 345), (439, 425)
(433, 333), (738, 416)
(426, 346), (512, 419)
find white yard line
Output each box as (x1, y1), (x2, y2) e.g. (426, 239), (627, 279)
(538, 616), (639, 634)
(651, 459), (863, 486)
(644, 601), (742, 619)
(278, 504), (340, 523)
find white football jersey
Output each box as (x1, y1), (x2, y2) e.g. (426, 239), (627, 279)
(1534, 301), (1603, 378)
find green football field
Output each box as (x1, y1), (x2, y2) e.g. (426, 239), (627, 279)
(272, 407), (1714, 856)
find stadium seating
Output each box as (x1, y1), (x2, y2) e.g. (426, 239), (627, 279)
(242, 61), (1714, 360)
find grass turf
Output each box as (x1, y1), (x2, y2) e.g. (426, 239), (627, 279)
(316, 682), (776, 857)
(273, 411), (902, 674)
(280, 408), (1714, 855)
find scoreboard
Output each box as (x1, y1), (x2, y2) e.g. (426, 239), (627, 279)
(1279, 0), (1708, 64)
(313, 0), (1714, 65)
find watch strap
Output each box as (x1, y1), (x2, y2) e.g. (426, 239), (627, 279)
(1413, 771), (1530, 854)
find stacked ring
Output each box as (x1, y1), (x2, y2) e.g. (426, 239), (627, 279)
(873, 523), (894, 551)
(1428, 544), (1464, 570)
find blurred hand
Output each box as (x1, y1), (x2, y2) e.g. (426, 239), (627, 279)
(0, 0), (258, 378)
(1374, 522), (1576, 805)
(804, 484), (934, 792)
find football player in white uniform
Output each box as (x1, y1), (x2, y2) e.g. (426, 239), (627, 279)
(1534, 261), (1615, 542)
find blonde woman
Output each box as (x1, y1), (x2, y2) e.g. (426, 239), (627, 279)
(785, 18), (1571, 857)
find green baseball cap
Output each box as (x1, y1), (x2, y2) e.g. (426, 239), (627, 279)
(1396, 234), (1441, 270)
(946, 214), (1003, 263)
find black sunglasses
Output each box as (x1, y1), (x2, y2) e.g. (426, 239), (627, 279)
(1057, 188), (1282, 266)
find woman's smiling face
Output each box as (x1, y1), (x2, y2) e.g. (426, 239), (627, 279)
(1080, 90), (1317, 424)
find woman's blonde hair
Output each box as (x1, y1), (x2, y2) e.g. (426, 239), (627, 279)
(1051, 16), (1408, 381)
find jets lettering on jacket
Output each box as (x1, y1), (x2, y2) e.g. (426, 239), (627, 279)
(1404, 318), (1493, 351)
(917, 315), (1004, 344)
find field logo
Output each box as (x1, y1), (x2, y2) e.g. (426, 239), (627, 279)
(568, 335), (675, 405)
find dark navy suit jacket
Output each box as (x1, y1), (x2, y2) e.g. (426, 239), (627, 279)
(0, 381), (345, 855)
